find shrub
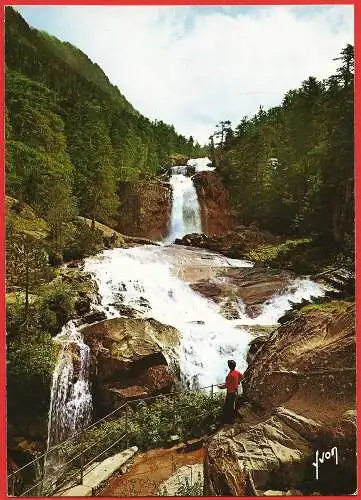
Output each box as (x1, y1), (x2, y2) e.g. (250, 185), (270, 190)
(7, 333), (60, 418)
(62, 391), (223, 466)
(159, 473), (203, 496)
(62, 220), (104, 261)
(38, 279), (76, 333)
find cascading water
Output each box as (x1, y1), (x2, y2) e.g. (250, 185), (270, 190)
(84, 245), (326, 388)
(43, 156), (327, 487)
(167, 166), (202, 242)
(43, 321), (93, 489)
(166, 157), (214, 242)
(47, 322), (93, 448)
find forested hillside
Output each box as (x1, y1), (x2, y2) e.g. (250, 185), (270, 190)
(5, 7), (203, 250)
(212, 45), (354, 252)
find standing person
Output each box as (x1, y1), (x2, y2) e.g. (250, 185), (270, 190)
(218, 360), (244, 424)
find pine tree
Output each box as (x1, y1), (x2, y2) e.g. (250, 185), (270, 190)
(6, 225), (51, 327)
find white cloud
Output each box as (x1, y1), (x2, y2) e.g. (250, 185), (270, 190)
(18, 5), (354, 143)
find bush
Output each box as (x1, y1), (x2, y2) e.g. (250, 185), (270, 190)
(62, 220), (104, 261)
(247, 238), (313, 266)
(63, 391), (223, 466)
(159, 473), (203, 496)
(38, 279), (76, 334)
(7, 279), (77, 338)
(7, 333), (60, 418)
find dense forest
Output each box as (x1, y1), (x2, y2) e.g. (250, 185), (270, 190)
(4, 6), (205, 431)
(210, 44), (354, 253)
(5, 7), (204, 258)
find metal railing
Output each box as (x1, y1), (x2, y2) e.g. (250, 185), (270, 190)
(7, 383), (220, 497)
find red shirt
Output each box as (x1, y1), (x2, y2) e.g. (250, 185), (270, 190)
(225, 369), (243, 393)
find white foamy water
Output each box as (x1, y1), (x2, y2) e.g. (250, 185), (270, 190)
(43, 321), (93, 488)
(167, 173), (202, 242)
(84, 245), (326, 388)
(235, 278), (326, 326)
(47, 321), (93, 448)
(84, 246), (252, 387)
(187, 157), (215, 172)
(166, 157), (215, 243)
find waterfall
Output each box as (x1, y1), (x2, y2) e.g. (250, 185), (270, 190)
(84, 245), (326, 389)
(167, 167), (202, 242)
(166, 157), (215, 242)
(43, 321), (92, 488)
(47, 322), (92, 448)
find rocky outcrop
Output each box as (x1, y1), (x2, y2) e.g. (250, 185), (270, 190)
(192, 172), (232, 236)
(81, 317), (181, 414)
(115, 180), (171, 240)
(190, 267), (293, 319)
(204, 303), (356, 496)
(245, 302), (355, 413)
(175, 225), (279, 258)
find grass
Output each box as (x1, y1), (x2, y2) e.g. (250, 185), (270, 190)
(298, 300), (352, 316)
(247, 238), (313, 264)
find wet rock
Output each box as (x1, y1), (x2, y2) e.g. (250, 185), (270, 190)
(174, 225), (279, 258)
(204, 304), (356, 496)
(190, 267), (293, 319)
(75, 297), (91, 315)
(193, 171), (232, 236)
(245, 303), (355, 411)
(144, 365), (174, 392)
(113, 303), (140, 318)
(82, 310), (107, 324)
(82, 317), (181, 414)
(246, 335), (269, 365)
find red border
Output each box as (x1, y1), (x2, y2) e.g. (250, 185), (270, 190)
(0, 1), (358, 500)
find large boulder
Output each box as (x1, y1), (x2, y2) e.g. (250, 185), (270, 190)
(245, 302), (355, 414)
(174, 225), (279, 258)
(81, 317), (181, 414)
(204, 303), (356, 495)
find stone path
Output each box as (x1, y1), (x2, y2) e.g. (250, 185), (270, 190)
(57, 447), (138, 496)
(98, 444), (204, 497)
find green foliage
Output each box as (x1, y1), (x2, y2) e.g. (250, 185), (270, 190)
(64, 392), (222, 465)
(5, 6), (203, 233)
(7, 277), (78, 337)
(298, 300), (352, 316)
(6, 224), (52, 326)
(158, 473), (203, 496)
(38, 279), (77, 333)
(217, 46), (354, 252)
(7, 334), (59, 382)
(62, 220), (104, 260)
(247, 238), (312, 265)
(7, 333), (60, 418)
(6, 197), (49, 239)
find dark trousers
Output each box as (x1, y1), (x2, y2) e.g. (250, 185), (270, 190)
(222, 392), (237, 424)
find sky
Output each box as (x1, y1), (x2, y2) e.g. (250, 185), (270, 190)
(16, 5), (354, 145)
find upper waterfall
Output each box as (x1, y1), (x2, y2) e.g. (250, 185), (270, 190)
(166, 157), (214, 242)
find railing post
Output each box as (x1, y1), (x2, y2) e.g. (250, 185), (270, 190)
(125, 404), (129, 448)
(211, 384), (214, 398)
(11, 472), (15, 497)
(172, 400), (176, 434)
(79, 430), (85, 485)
